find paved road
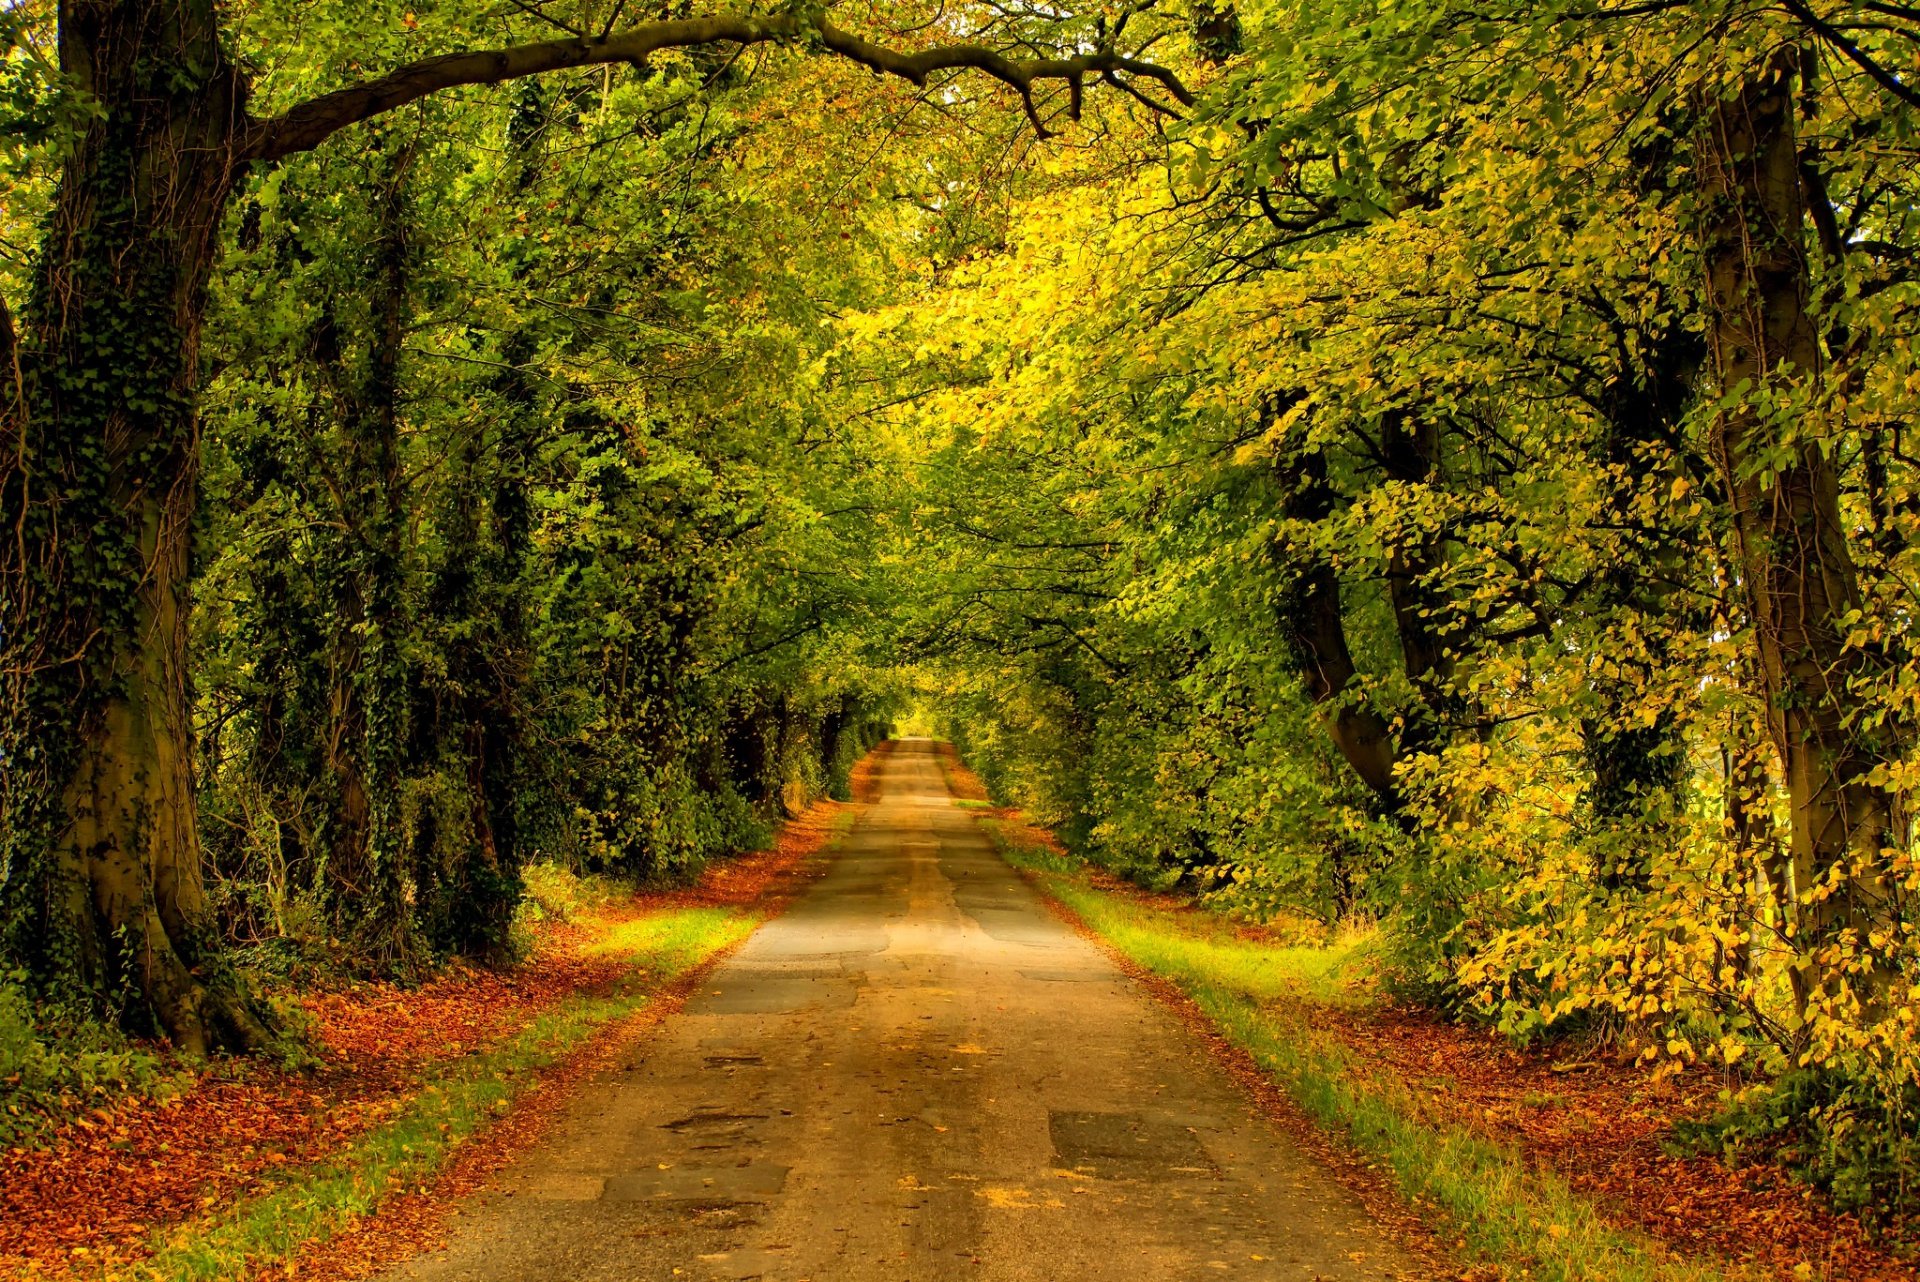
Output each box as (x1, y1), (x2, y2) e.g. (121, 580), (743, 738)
(386, 740), (1418, 1282)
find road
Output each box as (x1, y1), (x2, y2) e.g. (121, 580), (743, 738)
(383, 739), (1419, 1281)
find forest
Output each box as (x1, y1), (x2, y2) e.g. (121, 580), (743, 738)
(3, 0), (1920, 1276)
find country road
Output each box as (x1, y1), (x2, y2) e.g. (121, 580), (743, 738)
(383, 740), (1418, 1281)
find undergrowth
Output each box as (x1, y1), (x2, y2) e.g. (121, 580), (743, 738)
(516, 860), (629, 924)
(1679, 1068), (1920, 1247)
(0, 976), (187, 1148)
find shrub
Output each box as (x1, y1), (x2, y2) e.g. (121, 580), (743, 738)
(1681, 1066), (1920, 1239)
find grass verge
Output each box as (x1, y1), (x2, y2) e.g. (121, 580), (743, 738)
(984, 819), (1751, 1282)
(122, 907), (753, 1282)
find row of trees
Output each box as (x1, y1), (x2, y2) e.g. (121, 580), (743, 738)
(859, 0), (1920, 1222)
(185, 63), (901, 982)
(7, 0), (1919, 1224)
(0, 0), (1034, 1052)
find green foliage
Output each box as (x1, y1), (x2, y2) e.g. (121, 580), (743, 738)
(515, 862), (622, 926)
(0, 974), (180, 1146)
(6, 0), (1920, 1242)
(1682, 1069), (1920, 1239)
(840, 0), (1920, 1220)
(180, 16), (909, 985)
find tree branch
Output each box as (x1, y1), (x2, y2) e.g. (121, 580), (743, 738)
(949, 518), (1113, 550)
(0, 292), (15, 392)
(242, 16), (1193, 162)
(710, 615), (827, 673)
(1780, 0), (1920, 110)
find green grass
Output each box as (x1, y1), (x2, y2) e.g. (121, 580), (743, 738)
(580, 905), (749, 964)
(985, 820), (1751, 1282)
(126, 904), (758, 1282)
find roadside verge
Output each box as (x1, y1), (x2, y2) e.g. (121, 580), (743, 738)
(950, 755), (1906, 1282)
(1, 796), (864, 1282)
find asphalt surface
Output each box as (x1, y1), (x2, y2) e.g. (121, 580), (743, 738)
(383, 739), (1419, 1282)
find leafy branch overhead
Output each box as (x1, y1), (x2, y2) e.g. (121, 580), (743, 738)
(246, 16), (1194, 159)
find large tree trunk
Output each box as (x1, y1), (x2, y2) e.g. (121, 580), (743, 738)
(416, 333), (538, 963)
(0, 0), (268, 1053)
(313, 140), (416, 963)
(1698, 55), (1900, 1015)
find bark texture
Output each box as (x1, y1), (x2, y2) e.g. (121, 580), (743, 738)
(1275, 448), (1401, 807)
(1, 0), (267, 1052)
(1697, 55), (1900, 1010)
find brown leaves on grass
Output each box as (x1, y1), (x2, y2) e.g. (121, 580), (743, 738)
(936, 742), (992, 802)
(628, 797), (851, 914)
(850, 739), (894, 804)
(1333, 1006), (1912, 1282)
(263, 941), (731, 1282)
(0, 791), (862, 1282)
(2, 1074), (364, 1277)
(302, 955), (630, 1090)
(0, 957), (622, 1279)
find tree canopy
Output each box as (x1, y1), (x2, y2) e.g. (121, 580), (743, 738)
(5, 0), (1920, 1232)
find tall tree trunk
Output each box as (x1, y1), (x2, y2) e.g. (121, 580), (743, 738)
(1698, 54), (1900, 1015)
(314, 141), (416, 963)
(418, 334), (537, 962)
(1274, 446), (1401, 808)
(0, 0), (267, 1052)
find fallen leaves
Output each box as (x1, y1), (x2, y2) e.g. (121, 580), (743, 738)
(850, 740), (895, 804)
(0, 792), (858, 1282)
(935, 744), (993, 804)
(1325, 1005), (1912, 1281)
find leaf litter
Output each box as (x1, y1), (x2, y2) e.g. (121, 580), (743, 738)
(0, 796), (857, 1282)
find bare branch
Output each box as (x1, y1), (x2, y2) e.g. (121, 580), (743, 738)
(1780, 0), (1920, 109)
(242, 16), (1193, 162)
(1099, 66), (1181, 118)
(499, 0), (584, 37)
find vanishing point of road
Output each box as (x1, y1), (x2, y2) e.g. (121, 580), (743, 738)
(383, 740), (1420, 1281)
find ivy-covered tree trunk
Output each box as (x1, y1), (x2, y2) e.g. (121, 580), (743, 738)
(416, 339), (539, 961)
(314, 141), (417, 964)
(1698, 56), (1900, 1014)
(0, 0), (268, 1052)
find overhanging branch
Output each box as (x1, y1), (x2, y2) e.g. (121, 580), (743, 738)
(242, 16), (1193, 162)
